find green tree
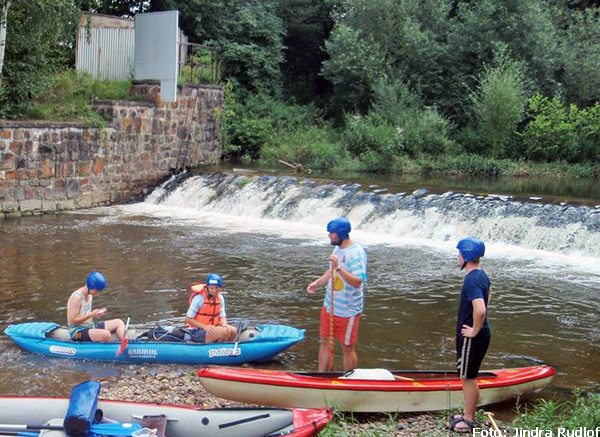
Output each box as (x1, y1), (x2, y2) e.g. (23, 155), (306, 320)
(155, 0), (285, 95)
(521, 94), (600, 163)
(557, 9), (600, 107)
(444, 0), (559, 126)
(276, 0), (335, 104)
(0, 0), (80, 118)
(469, 48), (528, 158)
(321, 23), (385, 118)
(79, 0), (150, 17)
(330, 0), (451, 108)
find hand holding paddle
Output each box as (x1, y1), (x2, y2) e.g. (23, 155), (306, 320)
(115, 315), (131, 357)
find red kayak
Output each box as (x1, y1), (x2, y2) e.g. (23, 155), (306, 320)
(196, 365), (555, 412)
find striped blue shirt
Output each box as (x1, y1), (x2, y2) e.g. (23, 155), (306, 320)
(324, 243), (367, 317)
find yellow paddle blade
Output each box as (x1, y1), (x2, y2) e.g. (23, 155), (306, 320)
(333, 273), (344, 291)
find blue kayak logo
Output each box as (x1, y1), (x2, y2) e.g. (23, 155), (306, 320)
(128, 348), (158, 358)
(208, 347), (242, 358)
(49, 345), (76, 356)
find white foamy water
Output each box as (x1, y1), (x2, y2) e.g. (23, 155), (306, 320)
(106, 172), (600, 282)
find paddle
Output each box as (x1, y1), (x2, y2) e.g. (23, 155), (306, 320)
(116, 315), (131, 357)
(0, 432), (39, 437)
(484, 412), (501, 433)
(0, 423), (141, 436)
(327, 264), (335, 372)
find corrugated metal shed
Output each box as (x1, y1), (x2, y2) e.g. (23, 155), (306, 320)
(76, 14), (135, 81)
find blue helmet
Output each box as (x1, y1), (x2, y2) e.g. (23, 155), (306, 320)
(86, 271), (107, 291)
(327, 217), (351, 241)
(206, 273), (222, 287)
(457, 238), (485, 262)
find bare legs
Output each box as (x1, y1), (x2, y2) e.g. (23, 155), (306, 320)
(462, 378), (479, 421)
(88, 318), (125, 342)
(206, 325), (238, 343)
(318, 337), (357, 372)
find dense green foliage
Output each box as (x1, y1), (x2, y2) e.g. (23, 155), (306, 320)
(0, 0), (80, 118)
(1, 0), (599, 176)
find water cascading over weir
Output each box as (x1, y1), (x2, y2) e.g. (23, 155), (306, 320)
(146, 172), (600, 258)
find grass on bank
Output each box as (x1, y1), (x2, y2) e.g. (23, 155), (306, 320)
(25, 71), (134, 127)
(510, 390), (600, 431)
(320, 391), (600, 436)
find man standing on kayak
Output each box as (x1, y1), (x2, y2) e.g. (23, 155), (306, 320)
(307, 217), (367, 372)
(185, 273), (238, 343)
(448, 238), (492, 433)
(67, 271), (126, 342)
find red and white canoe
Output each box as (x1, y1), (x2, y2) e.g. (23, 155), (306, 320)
(196, 365), (555, 413)
(0, 396), (332, 437)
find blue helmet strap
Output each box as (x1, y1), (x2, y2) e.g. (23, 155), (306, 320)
(461, 260), (468, 270)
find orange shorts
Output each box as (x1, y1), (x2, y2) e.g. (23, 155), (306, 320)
(320, 307), (361, 347)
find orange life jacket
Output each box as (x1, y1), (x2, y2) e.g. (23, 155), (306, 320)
(186, 283), (221, 327)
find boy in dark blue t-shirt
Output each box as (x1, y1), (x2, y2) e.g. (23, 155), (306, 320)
(448, 238), (491, 433)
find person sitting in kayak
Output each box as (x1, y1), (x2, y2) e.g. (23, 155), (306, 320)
(185, 273), (238, 343)
(67, 271), (126, 342)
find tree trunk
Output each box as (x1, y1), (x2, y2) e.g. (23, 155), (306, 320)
(0, 1), (9, 81)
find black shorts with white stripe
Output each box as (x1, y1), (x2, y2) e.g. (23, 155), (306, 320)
(456, 332), (491, 379)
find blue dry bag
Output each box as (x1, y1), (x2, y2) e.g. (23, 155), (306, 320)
(63, 380), (101, 437)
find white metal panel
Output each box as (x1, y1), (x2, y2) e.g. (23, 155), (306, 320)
(134, 11), (179, 101)
(76, 17), (135, 80)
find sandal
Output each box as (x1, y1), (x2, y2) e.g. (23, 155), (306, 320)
(448, 416), (477, 433)
(445, 413), (463, 429)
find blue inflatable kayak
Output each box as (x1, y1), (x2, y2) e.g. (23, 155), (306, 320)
(4, 322), (305, 364)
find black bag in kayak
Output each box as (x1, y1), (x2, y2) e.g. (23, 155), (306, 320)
(137, 326), (188, 342)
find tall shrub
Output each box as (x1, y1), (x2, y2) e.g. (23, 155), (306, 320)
(342, 112), (405, 172)
(469, 49), (528, 158)
(371, 80), (456, 157)
(521, 94), (600, 163)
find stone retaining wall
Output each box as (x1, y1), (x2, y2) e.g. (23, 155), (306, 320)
(0, 83), (222, 217)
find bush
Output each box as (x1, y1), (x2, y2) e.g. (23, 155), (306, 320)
(469, 48), (528, 158)
(521, 94), (600, 163)
(222, 89), (327, 162)
(342, 113), (405, 172)
(259, 125), (348, 170)
(371, 80), (456, 157)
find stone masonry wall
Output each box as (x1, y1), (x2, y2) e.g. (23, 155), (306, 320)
(0, 83), (223, 218)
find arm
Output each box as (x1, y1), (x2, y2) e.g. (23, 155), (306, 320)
(329, 253), (364, 289)
(335, 268), (363, 289)
(185, 316), (213, 332)
(218, 295), (229, 327)
(307, 270), (332, 294)
(461, 298), (487, 338)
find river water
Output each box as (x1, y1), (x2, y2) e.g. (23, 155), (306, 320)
(0, 169), (598, 408)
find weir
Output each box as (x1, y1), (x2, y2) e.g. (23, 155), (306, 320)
(146, 172), (600, 258)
